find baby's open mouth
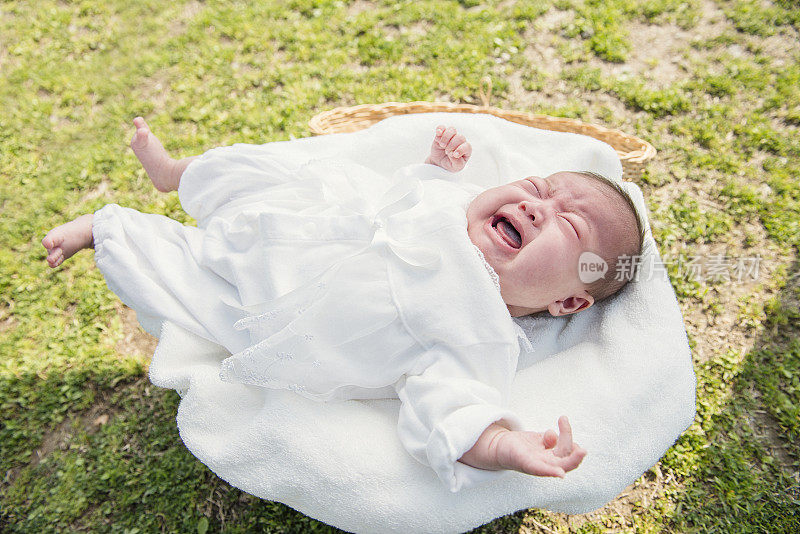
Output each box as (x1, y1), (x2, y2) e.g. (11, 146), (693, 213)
(492, 216), (522, 249)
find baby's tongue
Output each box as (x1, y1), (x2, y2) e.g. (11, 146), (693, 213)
(497, 219), (522, 248)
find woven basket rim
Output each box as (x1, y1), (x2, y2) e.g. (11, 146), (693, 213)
(308, 101), (657, 164)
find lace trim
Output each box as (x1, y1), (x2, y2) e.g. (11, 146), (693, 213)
(469, 244), (535, 352)
(471, 244), (502, 293)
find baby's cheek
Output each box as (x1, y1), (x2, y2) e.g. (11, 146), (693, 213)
(524, 243), (568, 277)
(502, 261), (534, 289)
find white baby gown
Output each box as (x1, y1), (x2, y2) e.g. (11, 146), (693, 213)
(92, 144), (534, 492)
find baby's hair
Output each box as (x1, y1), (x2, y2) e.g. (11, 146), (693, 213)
(573, 171), (646, 303)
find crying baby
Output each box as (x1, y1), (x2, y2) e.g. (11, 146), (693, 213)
(42, 119), (643, 492)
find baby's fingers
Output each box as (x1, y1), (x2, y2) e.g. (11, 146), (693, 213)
(523, 457), (566, 478)
(451, 141), (472, 159)
(437, 126), (457, 148)
(542, 428), (558, 449)
(555, 444), (587, 473)
(445, 133), (465, 153)
(554, 416), (574, 457)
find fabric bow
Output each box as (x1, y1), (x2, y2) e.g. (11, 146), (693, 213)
(367, 176), (441, 271)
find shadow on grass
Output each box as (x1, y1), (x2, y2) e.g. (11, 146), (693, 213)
(669, 256), (800, 533)
(0, 370), (352, 533)
(0, 351), (520, 533)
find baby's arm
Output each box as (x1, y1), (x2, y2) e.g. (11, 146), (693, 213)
(459, 416), (587, 477)
(425, 125), (472, 172)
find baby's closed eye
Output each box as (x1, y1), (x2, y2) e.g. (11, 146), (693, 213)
(558, 214), (579, 237)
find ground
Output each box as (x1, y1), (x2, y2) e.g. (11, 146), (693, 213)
(1, 0), (798, 532)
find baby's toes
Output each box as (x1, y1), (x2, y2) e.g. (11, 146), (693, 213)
(47, 249), (63, 267)
(130, 128), (149, 150)
(46, 243), (62, 261)
(133, 116), (149, 131)
(42, 231), (62, 251)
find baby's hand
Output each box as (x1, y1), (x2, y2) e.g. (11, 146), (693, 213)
(425, 125), (472, 172)
(494, 416), (587, 478)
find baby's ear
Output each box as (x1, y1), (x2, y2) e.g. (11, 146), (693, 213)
(547, 293), (594, 316)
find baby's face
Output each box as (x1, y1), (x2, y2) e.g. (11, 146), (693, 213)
(466, 171), (621, 317)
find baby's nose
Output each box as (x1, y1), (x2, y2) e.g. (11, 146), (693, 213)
(519, 200), (550, 224)
(519, 200), (537, 220)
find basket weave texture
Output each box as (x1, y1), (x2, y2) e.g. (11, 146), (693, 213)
(309, 101), (656, 181)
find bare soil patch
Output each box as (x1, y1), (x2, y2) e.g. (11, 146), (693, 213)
(347, 0), (376, 18)
(513, 8), (642, 125)
(114, 302), (158, 360)
(169, 0), (204, 35)
(623, 0), (728, 81)
(522, 463), (679, 532)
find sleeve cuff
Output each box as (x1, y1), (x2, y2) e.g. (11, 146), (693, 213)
(176, 151), (212, 220)
(426, 403), (524, 493)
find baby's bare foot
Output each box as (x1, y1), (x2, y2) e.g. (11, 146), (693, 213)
(130, 117), (178, 192)
(42, 214), (94, 268)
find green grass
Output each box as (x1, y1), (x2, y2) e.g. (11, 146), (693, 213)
(2, 0), (799, 532)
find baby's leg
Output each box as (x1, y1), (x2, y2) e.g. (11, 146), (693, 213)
(130, 117), (197, 193)
(42, 214), (94, 268)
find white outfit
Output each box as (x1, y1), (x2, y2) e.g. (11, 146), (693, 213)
(92, 143), (531, 492)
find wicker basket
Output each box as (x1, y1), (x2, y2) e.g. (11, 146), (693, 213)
(309, 85), (656, 181)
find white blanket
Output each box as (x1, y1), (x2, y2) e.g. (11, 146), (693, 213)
(147, 113), (696, 534)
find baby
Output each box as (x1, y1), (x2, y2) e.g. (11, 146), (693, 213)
(42, 118), (642, 491)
